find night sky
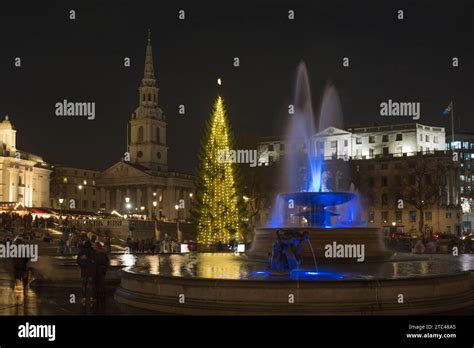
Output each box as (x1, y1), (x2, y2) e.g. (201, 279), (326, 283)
(0, 0), (472, 174)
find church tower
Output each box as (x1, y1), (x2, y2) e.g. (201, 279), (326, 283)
(129, 30), (168, 172)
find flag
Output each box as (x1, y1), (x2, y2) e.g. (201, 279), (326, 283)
(443, 101), (453, 116)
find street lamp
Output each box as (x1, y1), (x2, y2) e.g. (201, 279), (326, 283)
(153, 201), (157, 220)
(59, 198), (64, 218)
(124, 197), (131, 216)
(175, 204), (181, 242)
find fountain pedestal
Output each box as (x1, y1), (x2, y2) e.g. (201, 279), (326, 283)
(247, 226), (393, 263)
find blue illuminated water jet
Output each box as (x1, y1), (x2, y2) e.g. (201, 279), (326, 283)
(268, 61), (367, 229)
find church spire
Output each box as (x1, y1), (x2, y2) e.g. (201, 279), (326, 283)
(142, 29), (155, 84)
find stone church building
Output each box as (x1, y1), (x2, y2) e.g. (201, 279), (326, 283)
(51, 32), (195, 221)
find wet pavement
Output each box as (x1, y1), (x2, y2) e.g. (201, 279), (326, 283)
(0, 262), (159, 316)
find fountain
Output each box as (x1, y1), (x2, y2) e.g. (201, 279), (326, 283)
(247, 62), (391, 265)
(113, 62), (474, 315)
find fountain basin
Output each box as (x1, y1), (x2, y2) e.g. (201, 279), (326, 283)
(246, 227), (393, 263)
(113, 253), (474, 315)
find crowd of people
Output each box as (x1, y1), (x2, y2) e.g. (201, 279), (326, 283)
(386, 232), (474, 254)
(125, 236), (182, 254)
(76, 233), (110, 309)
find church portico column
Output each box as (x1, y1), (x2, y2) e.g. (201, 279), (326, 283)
(146, 186), (153, 219)
(116, 187), (122, 212)
(105, 189), (111, 212)
(136, 186), (142, 210)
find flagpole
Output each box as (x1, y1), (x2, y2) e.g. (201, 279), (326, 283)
(451, 100), (455, 145)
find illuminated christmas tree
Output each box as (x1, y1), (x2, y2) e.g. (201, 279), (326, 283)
(195, 95), (243, 245)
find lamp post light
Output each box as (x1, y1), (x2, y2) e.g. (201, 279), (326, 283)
(59, 198), (64, 218)
(124, 197), (131, 216)
(153, 201), (157, 220)
(175, 204), (182, 242)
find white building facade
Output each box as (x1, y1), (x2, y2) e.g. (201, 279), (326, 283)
(0, 116), (51, 207)
(258, 123), (446, 165)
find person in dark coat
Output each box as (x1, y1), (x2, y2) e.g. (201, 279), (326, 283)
(93, 242), (109, 313)
(12, 238), (30, 293)
(76, 240), (95, 306)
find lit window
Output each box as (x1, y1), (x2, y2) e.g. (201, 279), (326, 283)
(63, 177), (68, 183)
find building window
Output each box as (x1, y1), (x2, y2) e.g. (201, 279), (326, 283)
(381, 211), (389, 223)
(395, 175), (402, 186)
(138, 126), (144, 143)
(396, 134), (402, 141)
(369, 148), (374, 157)
(137, 151), (143, 158)
(92, 201), (97, 209)
(381, 193), (388, 205)
(382, 134), (389, 142)
(369, 177), (375, 188)
(83, 200), (88, 209)
(63, 177), (68, 183)
(395, 210), (402, 222)
(157, 152), (161, 159)
(344, 140), (348, 147)
(156, 128), (160, 143)
(148, 94), (152, 101)
(425, 211), (432, 221)
(381, 164), (388, 170)
(368, 211), (375, 223)
(433, 136), (438, 143)
(356, 138), (362, 144)
(383, 147), (389, 155)
(446, 212), (452, 219)
(426, 135), (430, 142)
(425, 174), (432, 185)
(93, 189), (96, 195)
(331, 141), (337, 148)
(369, 136), (375, 143)
(409, 211), (417, 222)
(419, 134), (423, 141)
(268, 144), (274, 151)
(381, 176), (388, 186)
